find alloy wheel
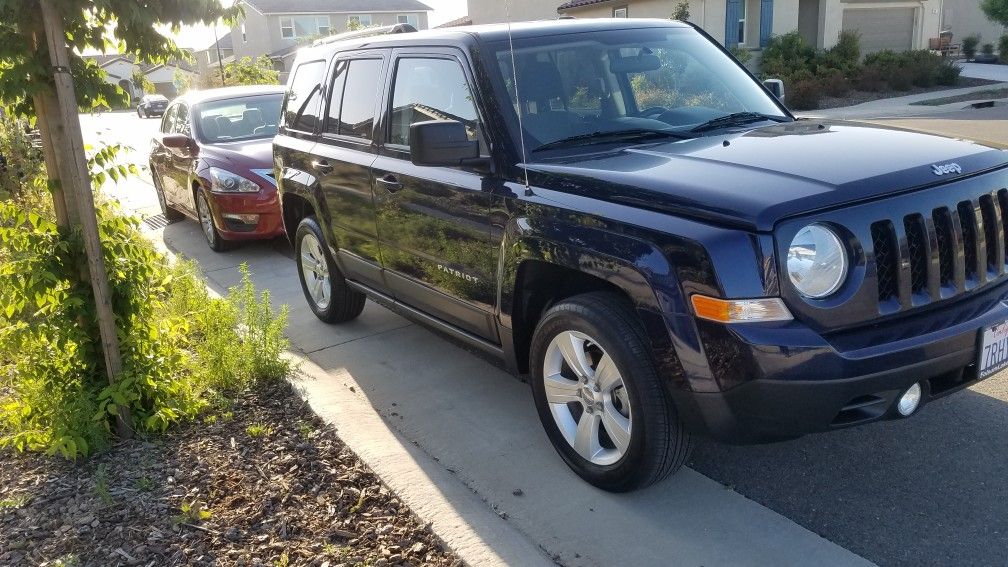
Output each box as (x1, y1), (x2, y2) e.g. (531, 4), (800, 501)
(542, 330), (632, 466)
(299, 232), (331, 310)
(196, 193), (216, 247)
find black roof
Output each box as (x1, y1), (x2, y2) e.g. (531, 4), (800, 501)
(243, 0), (431, 13)
(292, 18), (691, 64)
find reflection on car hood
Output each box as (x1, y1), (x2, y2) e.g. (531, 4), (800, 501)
(527, 120), (1008, 231)
(201, 138), (273, 168)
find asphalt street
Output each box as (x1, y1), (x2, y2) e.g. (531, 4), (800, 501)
(83, 109), (1008, 566)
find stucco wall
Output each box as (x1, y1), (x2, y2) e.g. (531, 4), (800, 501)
(819, 0), (942, 50)
(468, 0), (562, 24)
(942, 0), (1007, 45)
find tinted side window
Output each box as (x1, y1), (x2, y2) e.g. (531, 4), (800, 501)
(338, 59), (382, 139)
(323, 61), (348, 135)
(284, 60), (326, 132)
(388, 57), (481, 146)
(175, 104), (191, 136)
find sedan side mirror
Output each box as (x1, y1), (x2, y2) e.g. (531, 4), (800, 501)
(410, 120), (480, 167)
(162, 134), (197, 156)
(763, 79), (785, 101)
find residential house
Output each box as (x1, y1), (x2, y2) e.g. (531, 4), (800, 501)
(84, 54), (197, 101)
(228, 0), (433, 73)
(194, 31), (235, 78)
(467, 0), (561, 25)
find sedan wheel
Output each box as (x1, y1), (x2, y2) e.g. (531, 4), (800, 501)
(196, 192), (227, 252)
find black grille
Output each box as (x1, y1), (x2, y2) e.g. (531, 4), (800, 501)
(872, 191), (1008, 311)
(904, 214), (928, 294)
(871, 221), (899, 302)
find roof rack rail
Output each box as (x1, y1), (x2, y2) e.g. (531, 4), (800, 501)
(311, 23), (417, 47)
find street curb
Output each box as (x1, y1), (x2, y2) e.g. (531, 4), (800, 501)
(284, 351), (555, 567)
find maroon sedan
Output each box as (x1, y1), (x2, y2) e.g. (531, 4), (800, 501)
(149, 85), (285, 251)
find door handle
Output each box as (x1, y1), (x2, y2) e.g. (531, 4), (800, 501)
(376, 174), (402, 192)
(311, 159), (333, 175)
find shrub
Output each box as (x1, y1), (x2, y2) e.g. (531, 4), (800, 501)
(1001, 34), (1008, 63)
(788, 79), (823, 110)
(761, 31), (816, 83)
(963, 34), (981, 59)
(936, 60), (963, 86)
(982, 43), (996, 56)
(730, 45), (752, 65)
(670, 0), (689, 21)
(0, 204), (291, 459)
(820, 70), (850, 97)
(856, 66), (888, 92)
(827, 30), (861, 67)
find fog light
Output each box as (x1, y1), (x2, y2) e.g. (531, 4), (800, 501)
(222, 213), (259, 225)
(897, 383), (922, 416)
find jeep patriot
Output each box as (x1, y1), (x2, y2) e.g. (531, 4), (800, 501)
(273, 19), (1008, 491)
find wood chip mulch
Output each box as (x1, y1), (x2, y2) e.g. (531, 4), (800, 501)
(0, 382), (461, 567)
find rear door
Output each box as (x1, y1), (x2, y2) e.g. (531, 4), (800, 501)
(166, 102), (196, 214)
(152, 104), (182, 206)
(370, 48), (500, 342)
(314, 52), (387, 290)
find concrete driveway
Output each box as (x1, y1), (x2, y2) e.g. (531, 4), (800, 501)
(960, 61), (1008, 83)
(88, 110), (1008, 567)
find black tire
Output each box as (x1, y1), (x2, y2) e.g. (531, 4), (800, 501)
(295, 216), (366, 323)
(196, 190), (230, 252)
(529, 292), (693, 492)
(138, 107), (145, 118)
(151, 172), (183, 222)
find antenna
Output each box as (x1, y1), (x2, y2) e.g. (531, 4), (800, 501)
(504, 0), (531, 190)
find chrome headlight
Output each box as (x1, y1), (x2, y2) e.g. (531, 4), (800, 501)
(207, 167), (260, 193)
(787, 224), (848, 299)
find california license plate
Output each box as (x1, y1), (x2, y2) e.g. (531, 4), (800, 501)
(978, 321), (1008, 379)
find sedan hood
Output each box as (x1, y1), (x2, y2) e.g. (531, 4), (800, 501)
(201, 138), (273, 168)
(527, 120), (1008, 231)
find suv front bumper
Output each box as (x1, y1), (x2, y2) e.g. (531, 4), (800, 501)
(676, 285), (1008, 443)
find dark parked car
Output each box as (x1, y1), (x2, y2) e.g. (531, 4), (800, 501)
(274, 20), (1008, 491)
(149, 85), (286, 251)
(137, 94), (169, 118)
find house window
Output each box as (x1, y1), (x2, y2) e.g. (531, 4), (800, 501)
(280, 15), (331, 39)
(613, 6), (628, 18)
(738, 0), (746, 45)
(397, 14), (418, 27)
(347, 14), (372, 29)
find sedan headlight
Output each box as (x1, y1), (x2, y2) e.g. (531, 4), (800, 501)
(787, 224), (848, 299)
(207, 167), (260, 193)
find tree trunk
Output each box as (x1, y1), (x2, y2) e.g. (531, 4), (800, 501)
(39, 0), (132, 439)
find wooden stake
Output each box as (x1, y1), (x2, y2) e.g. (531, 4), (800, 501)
(39, 0), (131, 438)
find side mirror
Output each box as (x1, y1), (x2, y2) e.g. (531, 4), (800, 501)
(162, 133), (197, 156)
(763, 79), (785, 101)
(409, 120), (479, 167)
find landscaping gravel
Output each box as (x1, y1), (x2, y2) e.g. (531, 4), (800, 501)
(0, 382), (460, 567)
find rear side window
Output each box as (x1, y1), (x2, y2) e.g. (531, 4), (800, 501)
(283, 60), (326, 132)
(337, 59), (382, 139)
(388, 57), (481, 146)
(323, 61), (348, 135)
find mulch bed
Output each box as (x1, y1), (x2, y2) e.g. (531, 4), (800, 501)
(818, 77), (999, 109)
(0, 382), (460, 567)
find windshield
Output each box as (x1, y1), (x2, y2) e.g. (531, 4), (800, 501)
(488, 27), (789, 150)
(194, 94), (283, 144)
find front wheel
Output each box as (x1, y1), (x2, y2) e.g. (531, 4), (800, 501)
(196, 191), (229, 252)
(530, 292), (693, 492)
(295, 216), (366, 323)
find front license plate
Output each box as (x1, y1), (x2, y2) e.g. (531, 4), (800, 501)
(978, 321), (1008, 379)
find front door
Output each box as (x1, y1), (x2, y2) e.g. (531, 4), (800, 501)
(371, 49), (500, 342)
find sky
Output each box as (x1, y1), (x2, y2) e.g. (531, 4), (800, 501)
(171, 0), (469, 50)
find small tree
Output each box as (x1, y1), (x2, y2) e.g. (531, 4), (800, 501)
(671, 1), (690, 21)
(201, 55), (279, 88)
(132, 69), (156, 95)
(981, 0), (1008, 28)
(963, 34), (981, 59)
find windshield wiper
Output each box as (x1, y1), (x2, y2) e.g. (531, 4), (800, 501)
(689, 112), (789, 134)
(531, 128), (689, 153)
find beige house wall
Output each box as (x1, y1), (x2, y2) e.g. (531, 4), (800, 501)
(819, 0), (942, 50)
(468, 0), (562, 24)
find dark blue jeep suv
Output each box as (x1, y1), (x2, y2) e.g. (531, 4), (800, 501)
(273, 19), (1008, 491)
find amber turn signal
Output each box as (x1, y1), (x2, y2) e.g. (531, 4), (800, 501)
(690, 295), (793, 323)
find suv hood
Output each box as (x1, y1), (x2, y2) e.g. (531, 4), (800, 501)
(527, 120), (1008, 231)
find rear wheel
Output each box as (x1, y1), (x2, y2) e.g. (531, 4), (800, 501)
(530, 292), (693, 492)
(295, 216), (366, 323)
(137, 107), (145, 118)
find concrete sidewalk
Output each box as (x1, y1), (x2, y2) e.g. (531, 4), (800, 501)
(808, 82), (1008, 120)
(156, 220), (874, 567)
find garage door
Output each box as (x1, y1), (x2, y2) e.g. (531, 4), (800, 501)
(842, 7), (915, 53)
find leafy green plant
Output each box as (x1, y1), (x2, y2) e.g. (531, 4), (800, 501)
(1000, 34), (1008, 63)
(963, 34), (981, 59)
(670, 0), (690, 21)
(175, 500), (212, 524)
(981, 0), (1008, 28)
(730, 46), (752, 65)
(982, 42), (996, 56)
(246, 423), (271, 438)
(787, 79), (823, 110)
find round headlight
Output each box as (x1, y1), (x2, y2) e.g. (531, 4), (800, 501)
(787, 225), (848, 299)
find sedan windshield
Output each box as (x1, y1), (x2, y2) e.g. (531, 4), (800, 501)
(488, 27), (790, 150)
(194, 94), (283, 144)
